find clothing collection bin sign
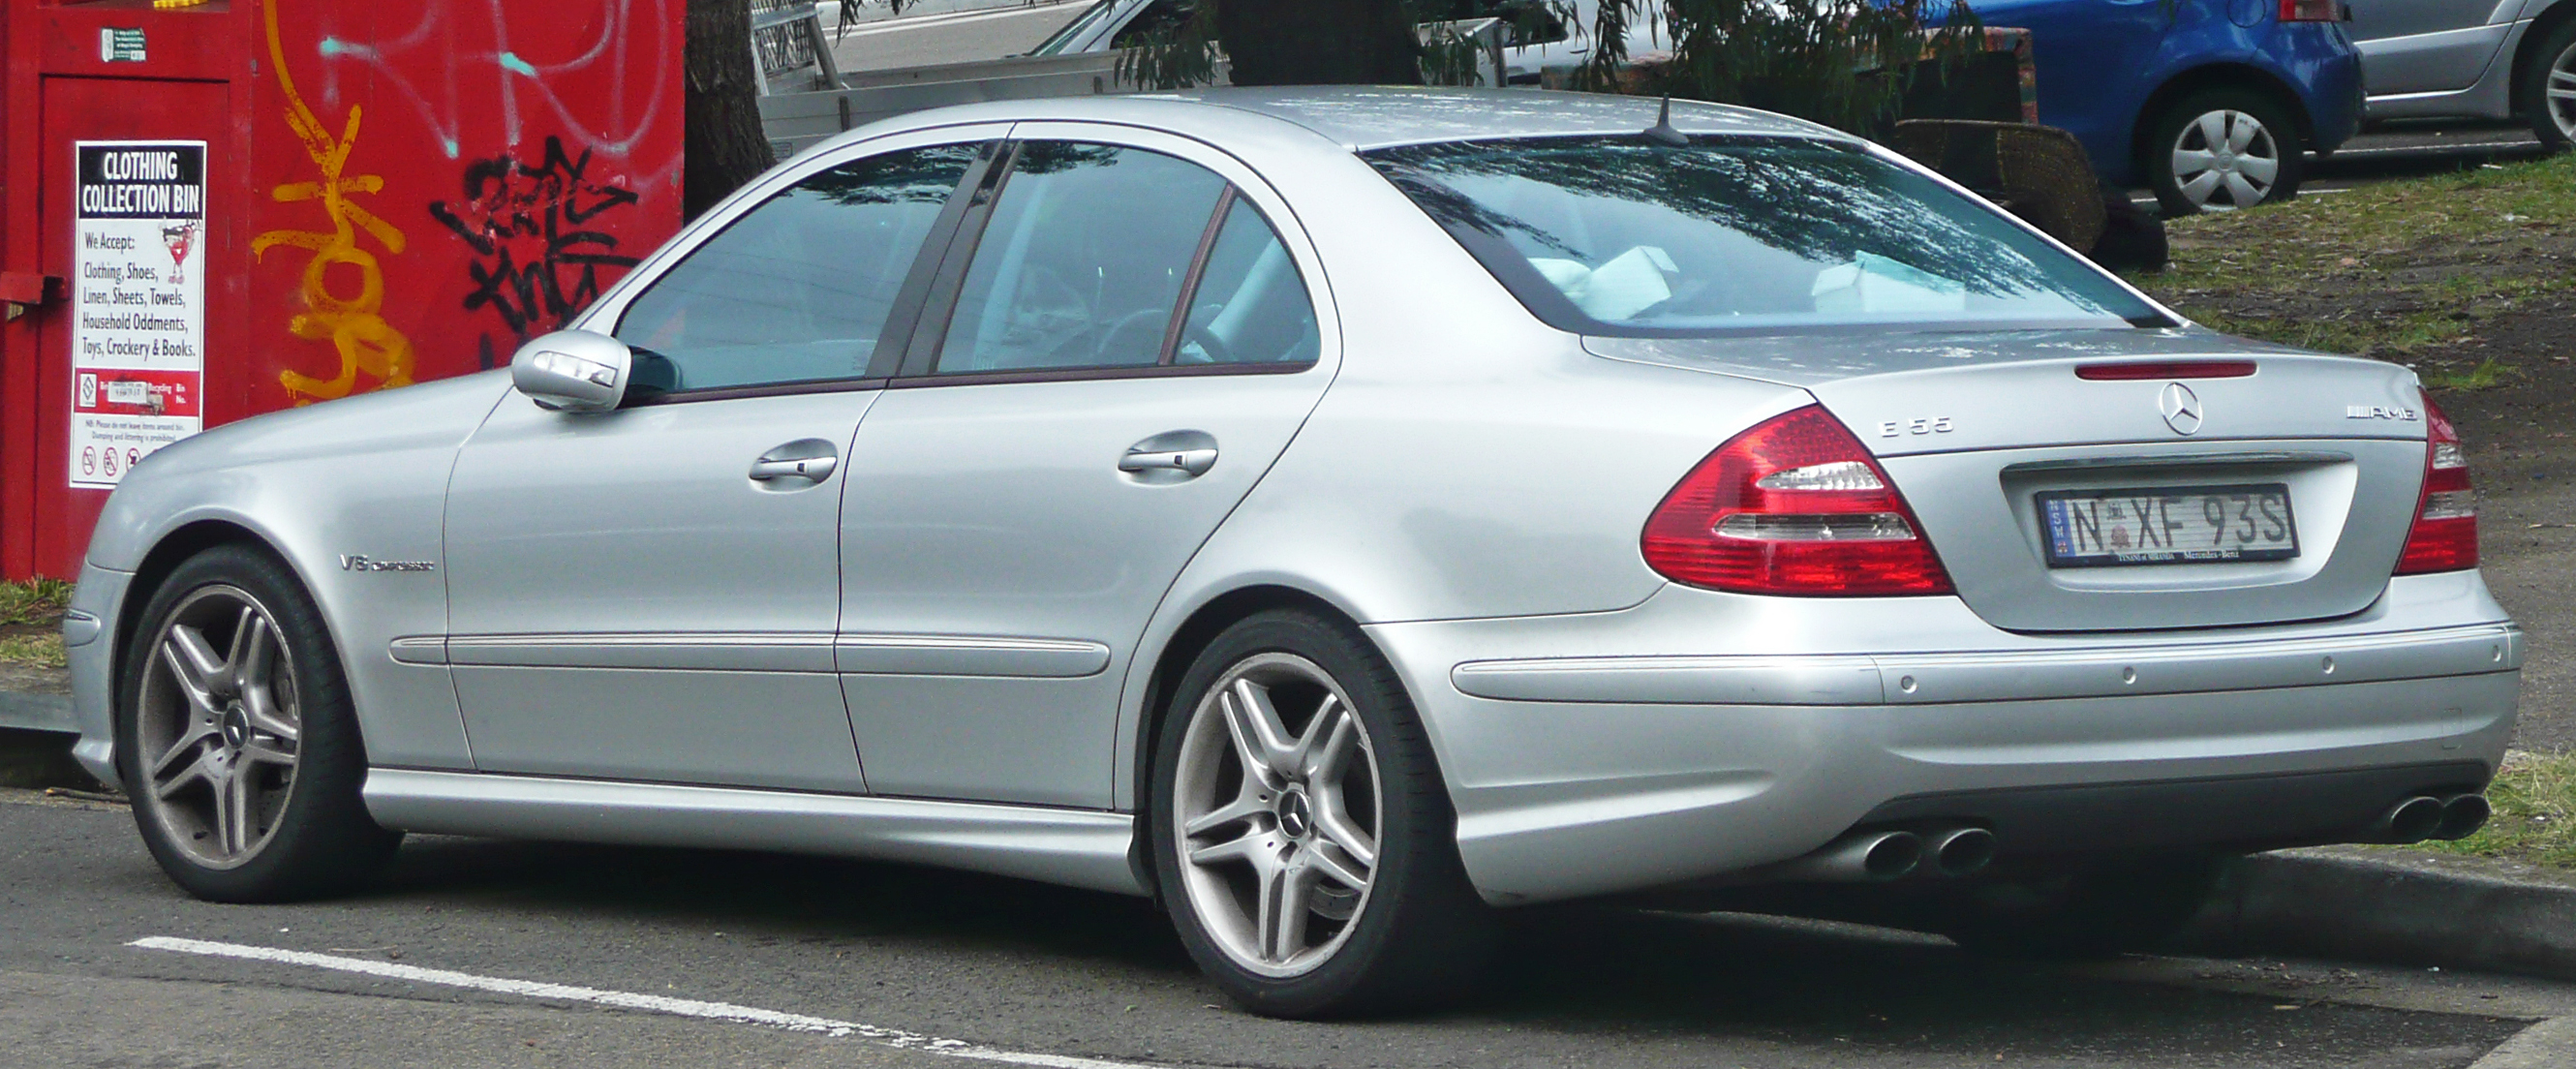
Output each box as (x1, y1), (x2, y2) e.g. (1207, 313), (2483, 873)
(68, 139), (205, 489)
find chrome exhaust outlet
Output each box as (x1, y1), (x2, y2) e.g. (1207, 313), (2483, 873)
(1924, 826), (1997, 877)
(2374, 796), (2447, 843)
(2432, 794), (2492, 841)
(1774, 830), (1924, 882)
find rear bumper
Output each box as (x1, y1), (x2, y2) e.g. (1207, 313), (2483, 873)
(1366, 571), (2518, 905)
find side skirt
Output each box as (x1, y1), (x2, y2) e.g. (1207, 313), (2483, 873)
(362, 768), (1145, 896)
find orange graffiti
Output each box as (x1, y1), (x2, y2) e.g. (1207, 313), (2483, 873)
(253, 1), (414, 405)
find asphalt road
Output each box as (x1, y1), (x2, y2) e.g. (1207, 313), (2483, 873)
(6, 789), (2561, 1069)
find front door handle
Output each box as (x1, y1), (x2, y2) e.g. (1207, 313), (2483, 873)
(750, 439), (840, 484)
(1119, 431), (1218, 478)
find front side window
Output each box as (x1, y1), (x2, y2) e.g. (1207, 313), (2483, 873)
(935, 142), (1228, 373)
(1365, 136), (2162, 335)
(616, 142), (980, 394)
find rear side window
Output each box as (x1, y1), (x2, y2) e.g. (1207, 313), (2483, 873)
(1365, 136), (2160, 335)
(935, 142), (1227, 373)
(616, 143), (979, 393)
(1177, 197), (1321, 366)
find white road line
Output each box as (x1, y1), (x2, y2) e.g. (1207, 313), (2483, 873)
(130, 936), (1162, 1069)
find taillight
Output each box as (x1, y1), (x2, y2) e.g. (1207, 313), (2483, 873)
(2280, 0), (2341, 20)
(2395, 390), (2477, 574)
(1641, 405), (1955, 596)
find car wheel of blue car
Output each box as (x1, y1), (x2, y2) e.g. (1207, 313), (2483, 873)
(2524, 19), (2576, 151)
(2149, 89), (2305, 216)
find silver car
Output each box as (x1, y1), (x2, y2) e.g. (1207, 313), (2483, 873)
(62, 89), (2516, 1018)
(2349, 0), (2576, 148)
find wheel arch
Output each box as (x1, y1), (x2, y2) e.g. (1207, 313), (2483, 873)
(1123, 582), (1385, 901)
(2512, 0), (2576, 116)
(2131, 63), (2316, 176)
(110, 521), (315, 764)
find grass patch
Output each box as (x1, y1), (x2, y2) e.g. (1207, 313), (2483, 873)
(0, 578), (70, 628)
(2423, 357), (2515, 391)
(2129, 152), (2576, 361)
(2413, 750), (2576, 869)
(0, 634), (65, 669)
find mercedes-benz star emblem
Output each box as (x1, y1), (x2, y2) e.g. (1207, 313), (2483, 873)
(2159, 382), (2204, 436)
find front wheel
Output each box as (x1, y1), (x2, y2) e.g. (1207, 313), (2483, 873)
(2148, 89), (2305, 215)
(1149, 610), (1491, 1018)
(2525, 19), (2576, 151)
(116, 544), (400, 901)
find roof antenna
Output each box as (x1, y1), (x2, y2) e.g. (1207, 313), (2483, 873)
(1643, 93), (1688, 146)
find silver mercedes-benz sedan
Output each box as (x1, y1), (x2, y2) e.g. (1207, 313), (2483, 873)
(62, 88), (2516, 1018)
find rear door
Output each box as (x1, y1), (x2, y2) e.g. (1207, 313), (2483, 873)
(2346, 0), (2515, 97)
(835, 125), (1337, 808)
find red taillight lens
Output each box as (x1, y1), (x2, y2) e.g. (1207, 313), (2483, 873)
(1642, 405), (1955, 596)
(2280, 0), (2341, 20)
(2395, 391), (2477, 574)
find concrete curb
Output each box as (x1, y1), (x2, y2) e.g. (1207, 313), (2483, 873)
(2474, 1016), (2576, 1069)
(2183, 847), (2576, 983)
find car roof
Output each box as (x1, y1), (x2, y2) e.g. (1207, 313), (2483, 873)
(1168, 86), (1844, 149)
(845, 86), (1846, 156)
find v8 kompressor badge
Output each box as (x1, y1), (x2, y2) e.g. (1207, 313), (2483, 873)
(339, 554), (435, 573)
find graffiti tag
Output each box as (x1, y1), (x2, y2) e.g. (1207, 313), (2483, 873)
(429, 136), (643, 367)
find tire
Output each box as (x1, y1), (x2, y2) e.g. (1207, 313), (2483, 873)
(2525, 19), (2576, 152)
(2147, 88), (2306, 215)
(1939, 854), (2223, 961)
(1148, 609), (1493, 1018)
(116, 544), (400, 901)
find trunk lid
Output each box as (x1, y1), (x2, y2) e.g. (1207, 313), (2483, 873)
(1588, 330), (2434, 632)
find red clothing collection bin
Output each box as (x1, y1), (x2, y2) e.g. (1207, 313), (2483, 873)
(0, 0), (684, 578)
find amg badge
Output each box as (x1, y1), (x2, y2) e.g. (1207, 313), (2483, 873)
(2346, 405), (2421, 421)
(340, 554), (436, 573)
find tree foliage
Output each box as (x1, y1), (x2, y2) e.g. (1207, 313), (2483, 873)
(1578, 0), (1988, 137)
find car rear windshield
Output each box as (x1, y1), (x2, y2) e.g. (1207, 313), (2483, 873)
(1363, 136), (2163, 335)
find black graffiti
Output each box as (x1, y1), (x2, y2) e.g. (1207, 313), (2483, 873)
(429, 136), (643, 364)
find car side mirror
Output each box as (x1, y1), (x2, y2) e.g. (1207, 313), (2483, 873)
(509, 329), (633, 412)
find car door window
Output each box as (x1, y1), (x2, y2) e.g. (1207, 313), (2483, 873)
(935, 142), (1227, 373)
(1174, 196), (1321, 366)
(616, 142), (981, 394)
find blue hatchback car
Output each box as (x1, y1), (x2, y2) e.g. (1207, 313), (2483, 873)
(1952, 0), (2365, 213)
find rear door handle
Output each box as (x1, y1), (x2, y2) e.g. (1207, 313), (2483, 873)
(1119, 431), (1218, 478)
(750, 439), (840, 484)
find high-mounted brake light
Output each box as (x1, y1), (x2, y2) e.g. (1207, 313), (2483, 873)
(2280, 0), (2342, 20)
(2074, 360), (2257, 381)
(2395, 391), (2477, 574)
(1642, 406), (1954, 596)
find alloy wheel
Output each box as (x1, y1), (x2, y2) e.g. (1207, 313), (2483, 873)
(1172, 652), (1382, 978)
(2550, 43), (2576, 145)
(2168, 109), (2282, 211)
(134, 585), (302, 870)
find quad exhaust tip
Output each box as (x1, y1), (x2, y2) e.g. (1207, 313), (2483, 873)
(2434, 793), (2492, 841)
(2375, 794), (2490, 843)
(1926, 826), (1998, 877)
(1774, 829), (1924, 883)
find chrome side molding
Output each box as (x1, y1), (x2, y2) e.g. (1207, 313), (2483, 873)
(361, 768), (1145, 897)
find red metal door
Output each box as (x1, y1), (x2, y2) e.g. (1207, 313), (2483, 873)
(35, 76), (236, 576)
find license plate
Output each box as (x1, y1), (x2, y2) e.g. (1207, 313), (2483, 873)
(2038, 483), (2298, 567)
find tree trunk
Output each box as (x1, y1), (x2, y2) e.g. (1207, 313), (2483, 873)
(1215, 0), (1423, 86)
(685, 0), (778, 221)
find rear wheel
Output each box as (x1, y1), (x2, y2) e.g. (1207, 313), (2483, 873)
(2526, 19), (2576, 151)
(1940, 854), (2223, 960)
(1149, 609), (1492, 1018)
(2148, 89), (2305, 215)
(117, 545), (399, 901)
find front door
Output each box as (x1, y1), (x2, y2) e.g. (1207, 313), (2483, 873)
(837, 127), (1337, 808)
(442, 133), (995, 792)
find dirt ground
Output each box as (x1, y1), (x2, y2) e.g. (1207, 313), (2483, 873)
(2417, 302), (2576, 752)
